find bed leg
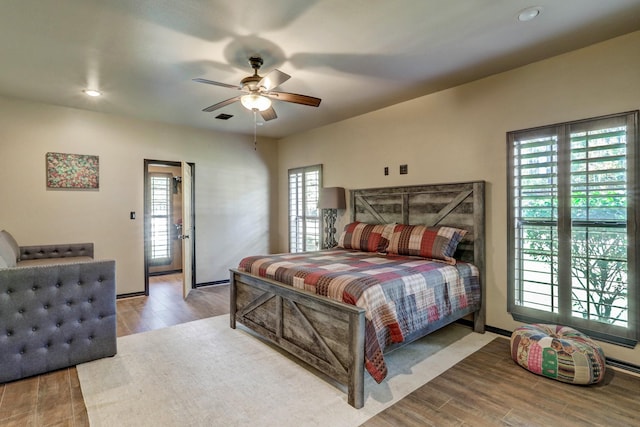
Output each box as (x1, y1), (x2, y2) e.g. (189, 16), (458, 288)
(473, 308), (485, 333)
(229, 271), (237, 329)
(348, 311), (365, 409)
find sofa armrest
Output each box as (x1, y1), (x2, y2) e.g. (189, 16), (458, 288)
(19, 243), (94, 261)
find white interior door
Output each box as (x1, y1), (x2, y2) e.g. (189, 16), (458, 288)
(181, 162), (193, 299)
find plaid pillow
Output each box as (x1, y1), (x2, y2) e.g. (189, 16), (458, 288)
(338, 222), (395, 253)
(387, 224), (467, 264)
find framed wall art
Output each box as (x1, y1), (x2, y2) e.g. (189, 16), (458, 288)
(46, 152), (99, 189)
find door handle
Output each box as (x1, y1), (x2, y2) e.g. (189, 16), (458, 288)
(179, 235), (190, 239)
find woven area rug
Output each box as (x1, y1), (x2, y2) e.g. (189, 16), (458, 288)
(78, 315), (496, 426)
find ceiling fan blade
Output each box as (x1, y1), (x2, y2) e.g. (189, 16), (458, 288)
(193, 78), (241, 90)
(259, 69), (290, 91)
(202, 96), (241, 112)
(266, 91), (321, 107)
(260, 107), (278, 121)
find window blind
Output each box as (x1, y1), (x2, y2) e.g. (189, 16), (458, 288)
(150, 174), (172, 263)
(508, 111), (639, 346)
(288, 165), (322, 252)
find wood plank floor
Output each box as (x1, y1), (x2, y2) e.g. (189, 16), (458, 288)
(0, 274), (229, 427)
(363, 338), (640, 427)
(2, 274), (639, 426)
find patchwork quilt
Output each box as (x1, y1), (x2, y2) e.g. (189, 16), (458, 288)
(238, 249), (481, 382)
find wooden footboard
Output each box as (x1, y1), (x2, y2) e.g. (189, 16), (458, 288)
(230, 269), (366, 408)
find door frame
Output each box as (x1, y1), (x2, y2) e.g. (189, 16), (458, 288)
(143, 159), (196, 296)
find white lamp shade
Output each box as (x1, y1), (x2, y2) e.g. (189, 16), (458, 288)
(241, 94), (272, 111)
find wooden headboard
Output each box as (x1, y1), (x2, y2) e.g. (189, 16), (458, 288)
(350, 181), (485, 269)
(351, 180), (487, 334)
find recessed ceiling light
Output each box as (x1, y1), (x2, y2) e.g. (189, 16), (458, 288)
(517, 6), (542, 22)
(83, 89), (102, 97)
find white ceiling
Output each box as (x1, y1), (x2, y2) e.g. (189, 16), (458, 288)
(1, 0), (639, 139)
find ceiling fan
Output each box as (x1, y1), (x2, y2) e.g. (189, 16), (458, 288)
(193, 56), (321, 122)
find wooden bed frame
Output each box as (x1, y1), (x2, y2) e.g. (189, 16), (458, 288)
(230, 181), (485, 408)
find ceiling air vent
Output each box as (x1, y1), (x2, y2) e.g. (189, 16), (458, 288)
(215, 113), (233, 120)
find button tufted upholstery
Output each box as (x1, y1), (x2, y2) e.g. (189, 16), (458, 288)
(19, 243), (94, 261)
(0, 259), (116, 383)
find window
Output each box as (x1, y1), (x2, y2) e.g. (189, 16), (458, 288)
(288, 165), (322, 252)
(149, 173), (172, 265)
(507, 111), (639, 346)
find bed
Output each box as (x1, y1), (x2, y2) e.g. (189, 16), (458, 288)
(230, 181), (485, 408)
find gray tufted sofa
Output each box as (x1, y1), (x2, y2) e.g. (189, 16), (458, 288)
(0, 231), (116, 383)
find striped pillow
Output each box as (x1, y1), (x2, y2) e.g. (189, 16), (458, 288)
(387, 224), (467, 264)
(338, 222), (395, 253)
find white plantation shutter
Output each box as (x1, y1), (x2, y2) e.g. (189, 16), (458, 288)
(508, 111), (639, 345)
(570, 122), (628, 326)
(288, 165), (322, 252)
(150, 174), (172, 264)
(511, 131), (560, 314)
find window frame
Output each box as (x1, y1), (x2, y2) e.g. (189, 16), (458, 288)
(288, 164), (322, 253)
(507, 111), (639, 347)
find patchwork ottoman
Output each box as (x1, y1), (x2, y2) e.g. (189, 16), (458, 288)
(510, 324), (606, 384)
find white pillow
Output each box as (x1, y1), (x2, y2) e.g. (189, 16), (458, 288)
(0, 231), (18, 267)
(0, 230), (19, 258)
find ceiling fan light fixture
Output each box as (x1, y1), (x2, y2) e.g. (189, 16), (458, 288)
(83, 89), (102, 97)
(241, 94), (271, 111)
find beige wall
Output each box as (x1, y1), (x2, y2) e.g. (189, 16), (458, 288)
(277, 31), (640, 366)
(0, 96), (278, 295)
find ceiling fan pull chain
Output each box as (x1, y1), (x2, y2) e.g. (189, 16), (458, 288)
(253, 110), (257, 151)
